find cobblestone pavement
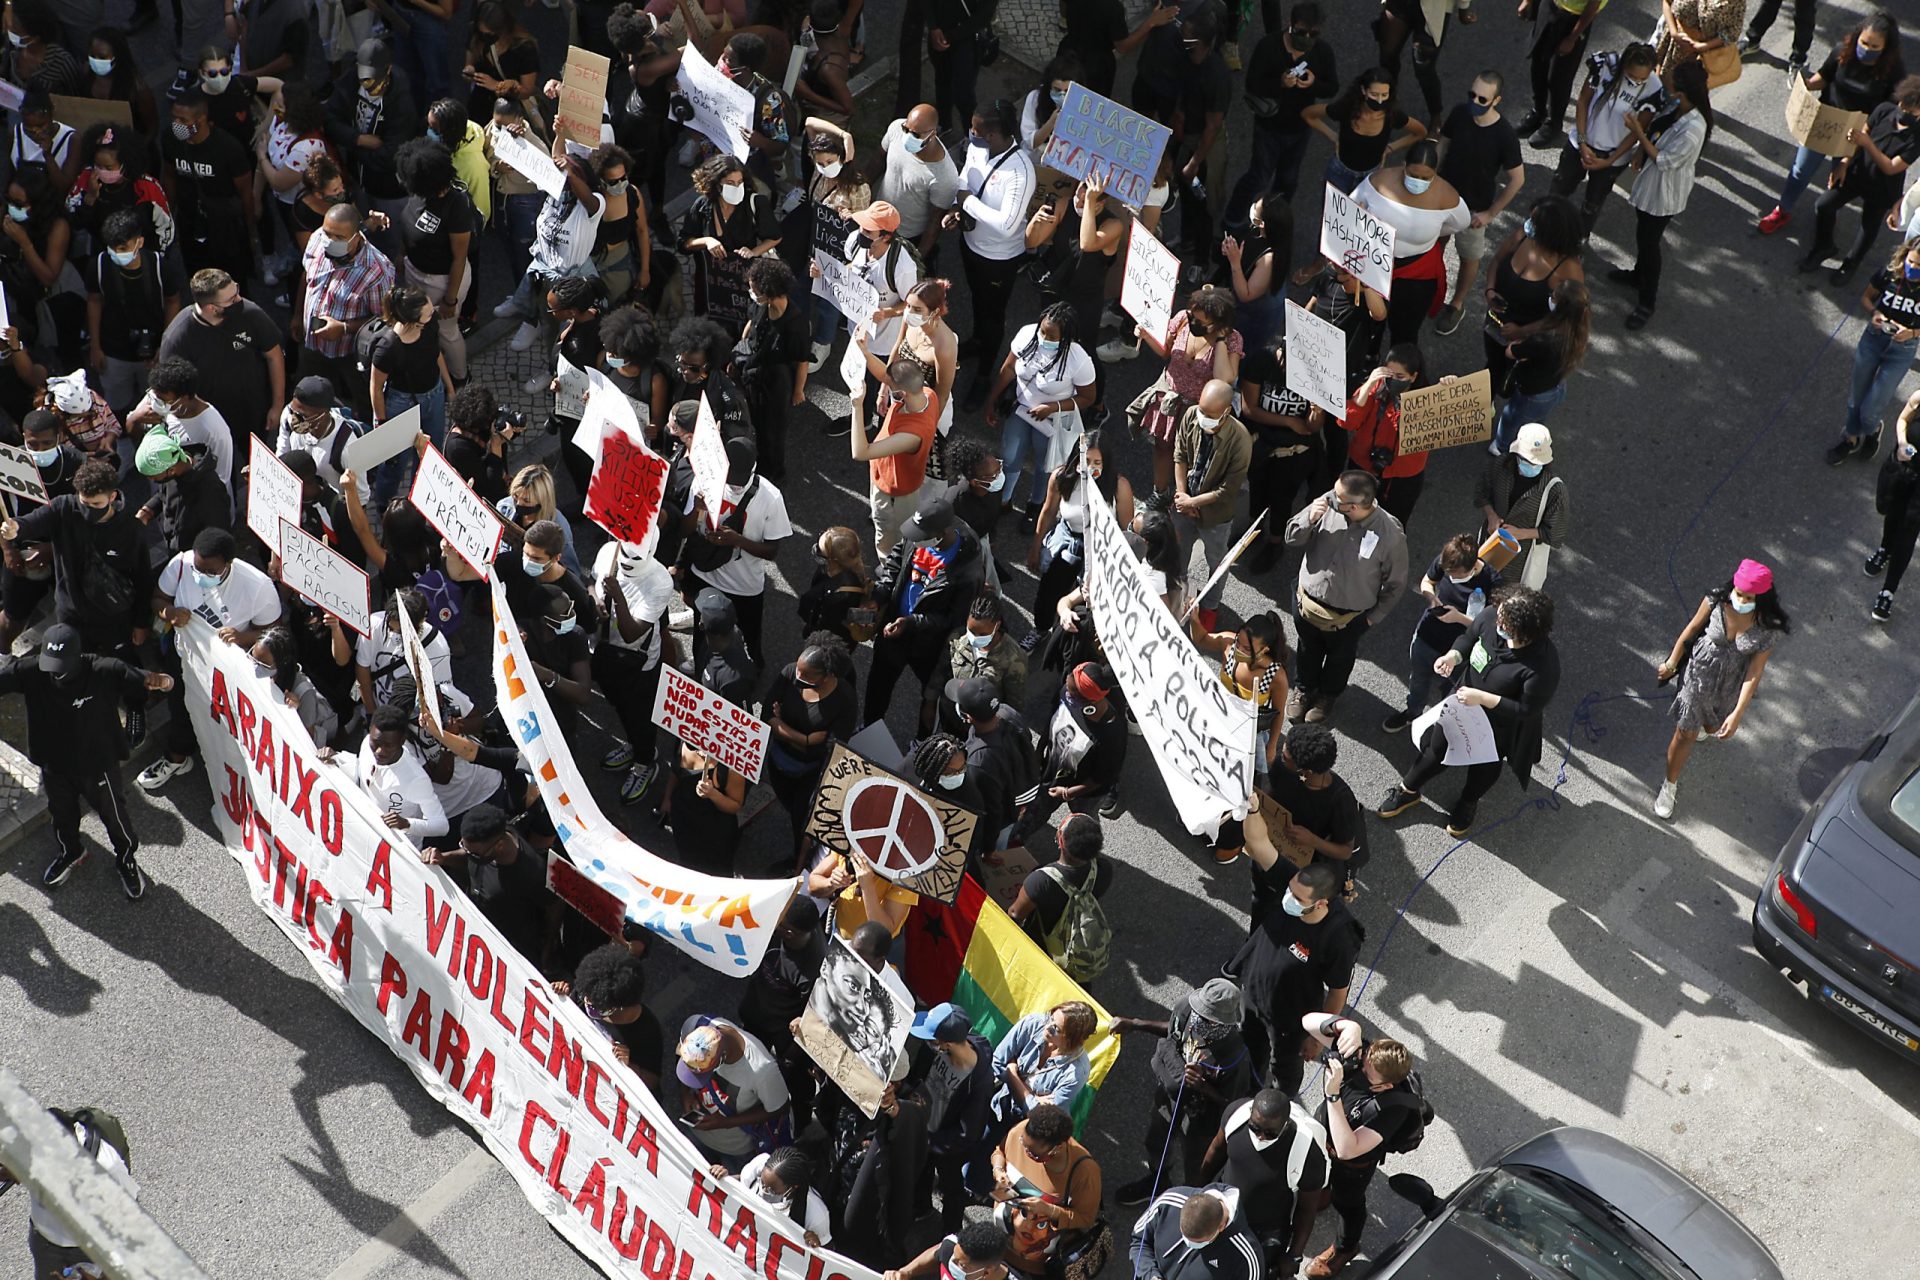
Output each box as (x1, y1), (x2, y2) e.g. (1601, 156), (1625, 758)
(994, 0), (1157, 71)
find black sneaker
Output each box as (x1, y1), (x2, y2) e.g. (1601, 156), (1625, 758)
(1604, 265), (1638, 289)
(42, 847), (87, 887)
(1381, 709), (1415, 733)
(1831, 258), (1863, 287)
(1825, 437), (1859, 466)
(1866, 547), (1890, 576)
(1099, 792), (1124, 820)
(1446, 801), (1479, 838)
(1378, 785), (1422, 819)
(116, 855), (148, 901)
(1858, 431), (1883, 460)
(1872, 590), (1895, 623)
(1114, 1176), (1156, 1206)
(124, 705), (146, 749)
(1515, 111), (1544, 136)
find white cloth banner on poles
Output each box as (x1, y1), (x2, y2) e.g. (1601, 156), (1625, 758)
(488, 572), (797, 972)
(176, 620), (874, 1280)
(1080, 481), (1255, 836)
(677, 43), (755, 161)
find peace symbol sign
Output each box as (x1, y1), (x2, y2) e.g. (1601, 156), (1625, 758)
(841, 777), (944, 878)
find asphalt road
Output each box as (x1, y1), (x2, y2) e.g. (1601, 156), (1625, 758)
(6, 0), (1920, 1276)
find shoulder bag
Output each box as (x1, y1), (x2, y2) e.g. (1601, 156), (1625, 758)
(1055, 1155), (1112, 1280)
(1517, 476), (1563, 590)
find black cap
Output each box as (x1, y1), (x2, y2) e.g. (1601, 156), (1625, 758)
(694, 588), (736, 626)
(900, 497), (955, 542)
(292, 376), (336, 408)
(945, 675), (1001, 722)
(38, 624), (83, 678)
(723, 435), (757, 483)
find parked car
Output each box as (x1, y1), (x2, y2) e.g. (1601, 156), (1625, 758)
(1367, 1126), (1781, 1279)
(1751, 688), (1920, 1062)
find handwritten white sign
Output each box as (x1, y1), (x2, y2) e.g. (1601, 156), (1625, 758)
(814, 251), (879, 340)
(409, 444), (502, 572)
(554, 355), (589, 421)
(246, 435), (302, 551)
(342, 405), (422, 478)
(1320, 183), (1395, 300)
(677, 42), (754, 161)
(493, 126), (565, 198)
(689, 392), (730, 529)
(0, 439), (50, 507)
(277, 517), (371, 634)
(1120, 221), (1179, 346)
(1284, 299), (1348, 419)
(649, 665), (771, 782)
(1412, 694), (1500, 766)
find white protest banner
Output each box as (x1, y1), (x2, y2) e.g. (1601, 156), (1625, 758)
(649, 666), (771, 783)
(689, 393), (730, 529)
(493, 126), (566, 198)
(0, 439), (50, 507)
(1786, 73), (1865, 159)
(1284, 299), (1348, 419)
(1411, 694), (1501, 766)
(814, 251), (879, 340)
(410, 444), (503, 572)
(1120, 220), (1179, 346)
(1320, 183), (1395, 300)
(677, 42), (754, 161)
(488, 572), (798, 971)
(392, 596), (444, 730)
(175, 622), (874, 1280)
(1038, 82), (1173, 210)
(1394, 369), (1494, 455)
(1082, 481), (1255, 836)
(246, 435), (303, 551)
(277, 518), (372, 634)
(343, 405), (423, 479)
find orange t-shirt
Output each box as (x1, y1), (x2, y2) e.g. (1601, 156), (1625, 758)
(872, 391), (941, 497)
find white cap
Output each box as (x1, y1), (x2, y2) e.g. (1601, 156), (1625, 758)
(1512, 423), (1553, 466)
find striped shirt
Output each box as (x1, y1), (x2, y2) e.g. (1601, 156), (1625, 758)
(1130, 1186), (1264, 1280)
(300, 233), (395, 359)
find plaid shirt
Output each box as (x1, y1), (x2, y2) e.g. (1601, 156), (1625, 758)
(301, 234), (395, 359)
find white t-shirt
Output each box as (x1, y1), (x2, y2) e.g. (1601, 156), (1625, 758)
(355, 737), (450, 839)
(265, 118), (329, 204)
(531, 190), (606, 275)
(690, 477), (793, 597)
(878, 119), (960, 239)
(690, 1019), (791, 1156)
(1009, 325), (1096, 430)
(160, 400), (236, 491)
(958, 141), (1035, 261)
(354, 613), (455, 708)
(275, 407), (356, 486)
(29, 1120), (138, 1249)
(738, 1151), (834, 1243)
(159, 553), (282, 631)
(592, 541), (673, 666)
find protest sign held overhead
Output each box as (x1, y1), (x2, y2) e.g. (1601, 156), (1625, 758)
(796, 932), (913, 1118)
(1395, 370), (1494, 454)
(246, 436), (302, 552)
(1284, 299), (1348, 418)
(277, 518), (371, 634)
(1038, 83), (1173, 210)
(649, 666), (771, 783)
(0, 440), (49, 506)
(805, 743), (977, 905)
(410, 444), (503, 572)
(689, 393), (731, 529)
(1121, 220), (1179, 346)
(579, 377), (670, 547)
(491, 125), (565, 197)
(1081, 481), (1255, 836)
(676, 41), (754, 160)
(1320, 183), (1395, 299)
(555, 45), (611, 146)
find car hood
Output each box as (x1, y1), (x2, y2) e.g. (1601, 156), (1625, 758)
(1497, 1128), (1782, 1280)
(1801, 811), (1920, 943)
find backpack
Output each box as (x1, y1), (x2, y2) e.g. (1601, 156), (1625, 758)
(881, 236), (924, 300)
(1039, 861), (1112, 983)
(55, 1107), (132, 1170)
(1379, 1073), (1434, 1157)
(412, 570), (463, 634)
(354, 315), (391, 374)
(685, 474), (759, 573)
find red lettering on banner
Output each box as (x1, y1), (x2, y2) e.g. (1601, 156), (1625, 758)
(519, 1100), (557, 1173)
(642, 1220), (676, 1280)
(763, 1232), (808, 1280)
(433, 1011), (471, 1087)
(447, 914), (467, 981)
(287, 758), (320, 831)
(626, 1110), (659, 1170)
(723, 1206), (761, 1270)
(251, 709), (276, 784)
(208, 668), (236, 737)
(425, 886), (453, 957)
(688, 1170), (726, 1236)
(488, 957), (515, 1033)
(464, 934), (495, 1000)
(610, 1189), (646, 1260)
(546, 1124), (574, 1197)
(320, 790), (343, 856)
(376, 950), (409, 1014)
(272, 840), (297, 912)
(547, 1020), (586, 1096)
(611, 1088), (630, 1144)
(462, 1049), (495, 1115)
(520, 988), (553, 1065)
(236, 690), (258, 757)
(573, 1159), (610, 1232)
(583, 1060), (612, 1128)
(221, 764), (247, 827)
(250, 805), (270, 882)
(291, 860), (310, 926)
(400, 990), (434, 1060)
(304, 879), (333, 951)
(327, 910), (355, 979)
(366, 841), (394, 912)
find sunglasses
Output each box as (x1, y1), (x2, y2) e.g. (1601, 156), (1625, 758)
(1469, 91), (1494, 105)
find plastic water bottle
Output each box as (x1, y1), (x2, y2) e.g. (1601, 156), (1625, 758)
(1465, 587), (1486, 621)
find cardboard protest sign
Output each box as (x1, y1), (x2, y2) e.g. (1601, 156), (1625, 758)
(491, 126), (565, 197)
(50, 94), (132, 131)
(805, 743), (978, 904)
(1412, 694), (1500, 766)
(1082, 480), (1255, 836)
(582, 404), (670, 547)
(795, 933), (912, 1117)
(277, 518), (372, 634)
(0, 440), (51, 507)
(1786, 74), (1865, 159)
(246, 435), (302, 552)
(1120, 220), (1179, 345)
(1284, 299), (1348, 418)
(1320, 183), (1395, 300)
(176, 626), (871, 1280)
(692, 252), (753, 328)
(1394, 370), (1494, 455)
(1254, 791), (1315, 870)
(409, 444), (503, 572)
(814, 251), (879, 339)
(649, 666), (771, 783)
(677, 41), (755, 160)
(341, 404), (422, 477)
(554, 46), (611, 147)
(392, 594), (444, 730)
(689, 393), (731, 530)
(1038, 83), (1173, 210)
(977, 843), (1038, 911)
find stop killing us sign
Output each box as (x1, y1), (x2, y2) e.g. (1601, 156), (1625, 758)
(804, 743), (978, 905)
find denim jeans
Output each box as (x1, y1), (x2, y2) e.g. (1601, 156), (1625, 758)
(811, 292), (842, 346)
(1844, 324), (1919, 443)
(998, 409), (1052, 510)
(500, 193), (544, 283)
(373, 382), (448, 510)
(1403, 631), (1447, 715)
(1492, 381), (1569, 454)
(1325, 154), (1365, 196)
(1777, 144), (1835, 216)
(399, 10), (453, 105)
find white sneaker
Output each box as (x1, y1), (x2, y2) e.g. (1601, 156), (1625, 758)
(523, 371), (551, 395)
(136, 755), (194, 792)
(510, 323), (539, 352)
(1096, 336), (1140, 363)
(809, 340), (831, 372)
(1653, 779), (1678, 820)
(1488, 440), (1503, 456)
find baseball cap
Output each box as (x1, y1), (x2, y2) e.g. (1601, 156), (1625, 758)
(850, 201), (901, 234)
(292, 375), (336, 409)
(1511, 424), (1553, 466)
(135, 431), (188, 477)
(694, 588), (736, 627)
(356, 38), (393, 79)
(38, 624), (83, 678)
(676, 1025), (724, 1087)
(946, 676), (1001, 722)
(910, 1002), (974, 1043)
(900, 497), (955, 543)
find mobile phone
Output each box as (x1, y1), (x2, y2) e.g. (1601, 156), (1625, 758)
(678, 1111), (704, 1129)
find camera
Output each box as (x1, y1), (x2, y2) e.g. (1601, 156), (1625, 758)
(1368, 446), (1394, 474)
(496, 405), (527, 438)
(127, 327), (157, 360)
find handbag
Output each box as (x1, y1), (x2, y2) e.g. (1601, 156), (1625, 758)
(1124, 373), (1182, 440)
(1056, 1156), (1112, 1280)
(1517, 477), (1562, 590)
(1698, 39), (1742, 89)
(1875, 453), (1918, 515)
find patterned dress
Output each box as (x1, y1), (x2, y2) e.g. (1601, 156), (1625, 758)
(1672, 601), (1775, 733)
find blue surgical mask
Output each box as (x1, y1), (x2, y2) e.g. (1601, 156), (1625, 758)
(109, 246), (139, 266)
(1037, 337), (1060, 353)
(1730, 597), (1757, 614)
(901, 131), (928, 155)
(192, 569), (223, 590)
(6, 204), (27, 223)
(606, 354), (630, 370)
(1523, 216), (1537, 239)
(1281, 892), (1309, 918)
(522, 556), (549, 577)
(1858, 40), (1882, 64)
(1516, 459), (1543, 478)
(426, 128), (444, 145)
(550, 613), (578, 635)
(88, 55), (114, 75)
(938, 769), (966, 790)
(1495, 625), (1513, 645)
(968, 132), (989, 151)
(28, 445), (59, 466)
(1471, 97), (1492, 118)
(1403, 174), (1432, 195)
(967, 630), (994, 649)
(983, 471), (1006, 493)
(1049, 88), (1065, 105)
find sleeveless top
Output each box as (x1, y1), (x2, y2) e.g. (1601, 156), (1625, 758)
(1222, 653), (1282, 727)
(1491, 244), (1569, 329)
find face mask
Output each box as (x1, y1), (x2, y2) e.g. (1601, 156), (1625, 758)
(109, 246), (139, 266)
(202, 72), (232, 93)
(1144, 182), (1171, 208)
(549, 614), (578, 635)
(1730, 597), (1757, 614)
(816, 159), (842, 178)
(96, 167), (126, 184)
(1907, 264), (1920, 282)
(253, 660), (275, 682)
(1247, 1130), (1281, 1152)
(1496, 624), (1513, 643)
(793, 674), (818, 690)
(1088, 463), (1103, 479)
(904, 310), (929, 327)
(85, 498), (118, 522)
(6, 204), (26, 223)
(723, 481), (749, 502)
(901, 131), (928, 155)
(720, 182), (746, 206)
(324, 235), (355, 259)
(1471, 97), (1493, 118)
(28, 445), (59, 466)
(969, 132), (993, 152)
(982, 470), (1006, 493)
(1196, 412), (1221, 434)
(1448, 574), (1475, 585)
(1858, 41), (1882, 64)
(1516, 459), (1543, 478)
(522, 557), (549, 578)
(1523, 216), (1537, 239)
(1402, 174), (1432, 195)
(937, 770), (966, 790)
(1049, 89), (1066, 105)
(967, 630), (994, 649)
(425, 128), (444, 146)
(1625, 75), (1648, 91)
(171, 120), (194, 141)
(606, 178), (630, 195)
(1181, 1238), (1213, 1251)
(1281, 892), (1309, 918)
(192, 569), (223, 590)
(6, 30), (24, 48)
(1037, 337), (1060, 353)
(605, 354), (630, 370)
(89, 55), (114, 75)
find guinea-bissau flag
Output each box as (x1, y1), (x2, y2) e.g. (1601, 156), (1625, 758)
(905, 873), (1120, 1132)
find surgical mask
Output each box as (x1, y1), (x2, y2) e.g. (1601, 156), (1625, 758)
(253, 660), (275, 682)
(1857, 40), (1882, 64)
(28, 445), (59, 466)
(1516, 459), (1543, 478)
(171, 121), (194, 141)
(901, 131), (928, 155)
(1448, 574), (1474, 585)
(109, 246), (139, 266)
(606, 354), (630, 370)
(1523, 216), (1537, 239)
(1049, 88), (1065, 105)
(6, 30), (24, 48)
(426, 128), (444, 145)
(522, 557), (550, 578)
(905, 310), (929, 327)
(1496, 625), (1513, 643)
(1037, 337), (1060, 353)
(88, 55), (114, 75)
(1730, 597), (1757, 614)
(324, 235), (355, 259)
(720, 181), (746, 206)
(723, 481), (749, 503)
(1280, 892), (1308, 918)
(1144, 182), (1171, 209)
(96, 168), (124, 184)
(967, 630), (994, 649)
(202, 71), (232, 94)
(982, 470), (1006, 493)
(1247, 1129), (1281, 1152)
(937, 770), (966, 790)
(7, 204), (28, 223)
(1625, 75), (1648, 91)
(549, 613), (578, 635)
(1181, 1238), (1213, 1251)
(1470, 97), (1492, 118)
(968, 132), (989, 151)
(1402, 174), (1432, 195)
(192, 569), (223, 590)
(1088, 463), (1103, 479)
(1196, 412), (1221, 434)
(815, 159), (842, 178)
(1906, 263), (1920, 282)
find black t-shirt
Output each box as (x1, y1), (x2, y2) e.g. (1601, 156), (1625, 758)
(156, 304), (285, 449)
(1505, 330), (1569, 396)
(463, 834), (554, 961)
(1414, 553), (1501, 651)
(83, 250), (185, 360)
(500, 548), (599, 630)
(1815, 46), (1899, 113)
(744, 299), (812, 375)
(468, 38), (541, 122)
(1020, 855), (1113, 942)
(444, 429), (509, 504)
(1039, 692), (1126, 787)
(738, 926), (827, 1035)
(371, 327), (444, 396)
(1330, 100), (1410, 172)
(558, 317), (606, 399)
(162, 128), (249, 240)
(1249, 771), (1359, 918)
(1246, 34), (1338, 133)
(1868, 265), (1920, 330)
(595, 1004), (665, 1082)
(202, 76), (262, 151)
(1314, 1071), (1422, 1169)
(1060, 0), (1127, 90)
(766, 666), (858, 765)
(1848, 102), (1920, 202)
(1239, 345), (1315, 449)
(401, 188), (476, 275)
(1178, 51), (1233, 128)
(1218, 1099), (1330, 1232)
(1230, 899), (1362, 1022)
(1438, 105), (1523, 212)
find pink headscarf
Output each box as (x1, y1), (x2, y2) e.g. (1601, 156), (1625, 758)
(1732, 559), (1773, 596)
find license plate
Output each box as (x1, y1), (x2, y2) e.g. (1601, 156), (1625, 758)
(1822, 985), (1920, 1053)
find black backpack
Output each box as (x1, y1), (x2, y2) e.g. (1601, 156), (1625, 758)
(1379, 1074), (1434, 1157)
(354, 315), (391, 374)
(685, 475), (759, 573)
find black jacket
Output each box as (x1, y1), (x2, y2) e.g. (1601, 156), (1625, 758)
(140, 446), (232, 556)
(1130, 1185), (1264, 1280)
(13, 495), (155, 634)
(1446, 608), (1561, 786)
(874, 523), (986, 639)
(915, 1032), (996, 1156)
(0, 654), (146, 772)
(326, 66), (419, 199)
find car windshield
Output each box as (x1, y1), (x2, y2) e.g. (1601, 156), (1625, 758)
(1450, 1168), (1689, 1280)
(1888, 765), (1920, 839)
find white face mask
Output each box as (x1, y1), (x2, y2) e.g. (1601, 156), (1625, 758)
(1144, 182), (1171, 209)
(1247, 1130), (1281, 1151)
(904, 310), (930, 328)
(967, 630), (994, 649)
(1196, 412), (1221, 434)
(1281, 892), (1309, 918)
(723, 481), (749, 502)
(720, 181), (746, 206)
(937, 770), (966, 790)
(816, 159), (843, 178)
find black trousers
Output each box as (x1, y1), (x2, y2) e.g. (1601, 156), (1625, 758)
(1294, 615), (1369, 701)
(1402, 723), (1505, 818)
(1327, 1157), (1381, 1250)
(1882, 494), (1920, 593)
(864, 627), (947, 725)
(1746, 0), (1817, 58)
(1629, 210), (1676, 308)
(1242, 1007), (1311, 1095)
(591, 644), (663, 767)
(685, 583), (767, 668)
(1142, 1083), (1224, 1186)
(1549, 148), (1629, 237)
(1031, 553), (1082, 646)
(1811, 188), (1896, 268)
(1247, 447), (1321, 545)
(48, 767), (139, 863)
(745, 364), (793, 483)
(929, 36), (981, 134)
(1386, 273), (1440, 347)
(1528, 6), (1590, 128)
(960, 243), (1020, 369)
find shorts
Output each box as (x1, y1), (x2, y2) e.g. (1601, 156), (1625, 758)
(1455, 218), (1490, 264)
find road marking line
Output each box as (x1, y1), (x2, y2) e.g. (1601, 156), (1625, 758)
(323, 1148), (494, 1280)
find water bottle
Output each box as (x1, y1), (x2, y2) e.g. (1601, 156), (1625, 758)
(1465, 587), (1486, 621)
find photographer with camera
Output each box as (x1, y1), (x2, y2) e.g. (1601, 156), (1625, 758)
(1340, 344), (1436, 525)
(83, 208), (183, 420)
(441, 384), (519, 505)
(1299, 1014), (1428, 1278)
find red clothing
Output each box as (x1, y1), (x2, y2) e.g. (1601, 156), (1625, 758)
(1343, 394), (1428, 479)
(1394, 241), (1448, 316)
(871, 391), (940, 496)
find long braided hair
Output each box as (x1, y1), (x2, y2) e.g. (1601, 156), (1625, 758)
(911, 733), (967, 790)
